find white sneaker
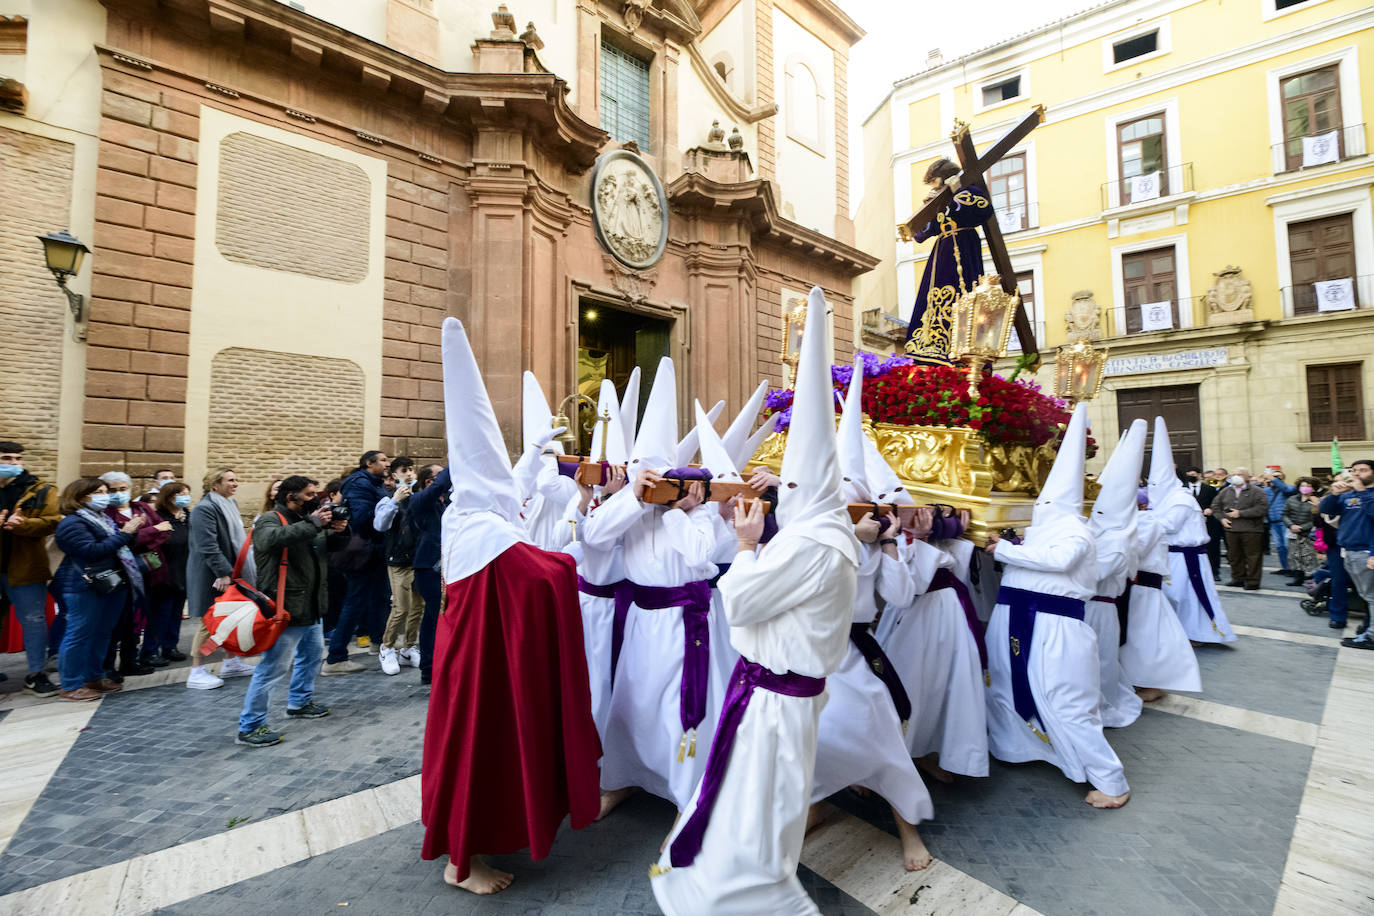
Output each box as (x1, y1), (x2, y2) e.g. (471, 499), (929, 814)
(186, 667), (224, 690)
(379, 646), (401, 676)
(219, 656), (255, 678)
(401, 646), (422, 668)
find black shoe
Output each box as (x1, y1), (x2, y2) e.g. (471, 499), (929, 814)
(1340, 636), (1374, 650)
(235, 725), (284, 747)
(23, 673), (59, 698)
(142, 654), (170, 668)
(163, 648), (187, 662)
(286, 702), (331, 719)
(1330, 620), (1347, 629)
(106, 671), (125, 684)
(1226, 580), (1243, 587)
(120, 662), (156, 676)
(1244, 585), (1260, 591)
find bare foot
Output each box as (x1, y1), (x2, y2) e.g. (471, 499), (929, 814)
(915, 754), (955, 784)
(1134, 687), (1166, 703)
(1085, 789), (1130, 809)
(805, 803), (826, 834)
(892, 808), (933, 871)
(597, 787), (634, 821)
(444, 857), (513, 894)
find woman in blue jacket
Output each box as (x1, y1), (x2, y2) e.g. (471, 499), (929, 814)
(52, 478), (146, 701)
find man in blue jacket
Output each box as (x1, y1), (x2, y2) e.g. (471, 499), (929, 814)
(1337, 460), (1374, 648)
(1259, 471), (1296, 575)
(407, 464), (448, 686)
(323, 450), (390, 675)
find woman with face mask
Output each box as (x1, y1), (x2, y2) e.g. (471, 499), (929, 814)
(97, 472), (172, 679)
(1282, 478), (1324, 586)
(146, 482), (195, 664)
(51, 478), (146, 701)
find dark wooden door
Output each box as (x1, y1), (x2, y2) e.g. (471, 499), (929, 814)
(1306, 362), (1365, 441)
(1288, 214), (1356, 315)
(1123, 247), (1178, 333)
(1117, 383), (1202, 475)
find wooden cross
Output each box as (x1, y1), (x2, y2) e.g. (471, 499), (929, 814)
(900, 105), (1046, 366)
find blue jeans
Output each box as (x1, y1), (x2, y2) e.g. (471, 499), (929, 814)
(238, 623), (324, 733)
(1269, 521), (1290, 570)
(1327, 545), (1348, 623)
(328, 566), (387, 663)
(413, 566), (441, 683)
(1, 573), (49, 674)
(57, 585), (127, 691)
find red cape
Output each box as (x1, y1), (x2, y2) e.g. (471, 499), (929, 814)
(420, 541), (601, 878)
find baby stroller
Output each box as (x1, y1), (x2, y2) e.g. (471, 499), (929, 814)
(1303, 568), (1370, 617)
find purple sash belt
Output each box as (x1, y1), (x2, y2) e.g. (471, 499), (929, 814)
(930, 568), (988, 676)
(1168, 545), (1217, 621)
(849, 623), (911, 724)
(579, 576), (714, 746)
(668, 657), (825, 868)
(997, 586), (1085, 744)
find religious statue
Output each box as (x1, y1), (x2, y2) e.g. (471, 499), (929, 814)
(591, 150), (666, 269)
(1064, 290), (1102, 341)
(903, 157), (994, 366)
(707, 120), (726, 147)
(1204, 265), (1253, 325)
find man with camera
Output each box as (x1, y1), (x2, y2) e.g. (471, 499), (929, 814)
(236, 475), (349, 748)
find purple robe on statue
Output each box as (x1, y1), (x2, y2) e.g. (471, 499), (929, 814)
(903, 184), (994, 366)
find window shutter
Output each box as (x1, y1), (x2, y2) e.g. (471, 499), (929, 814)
(1307, 363), (1365, 441)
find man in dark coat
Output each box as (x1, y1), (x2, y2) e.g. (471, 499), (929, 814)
(1183, 466), (1222, 578)
(325, 450), (391, 672)
(235, 475), (349, 747)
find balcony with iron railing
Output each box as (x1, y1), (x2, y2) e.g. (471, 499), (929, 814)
(1272, 123), (1367, 174)
(1101, 295), (1210, 338)
(992, 201), (1039, 235)
(1101, 162), (1194, 211)
(1280, 274), (1374, 317)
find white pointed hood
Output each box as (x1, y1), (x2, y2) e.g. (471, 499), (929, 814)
(836, 357), (871, 502)
(777, 287), (859, 564)
(721, 380), (770, 469)
(1033, 401), (1089, 526)
(675, 399), (725, 467)
(692, 399), (741, 481)
(440, 318), (527, 581)
(619, 366), (641, 448)
(590, 378), (629, 465)
(521, 370), (560, 454)
(1147, 415), (1194, 515)
(628, 357), (678, 472)
(1090, 419), (1146, 535)
(863, 436), (914, 506)
(738, 412), (779, 469)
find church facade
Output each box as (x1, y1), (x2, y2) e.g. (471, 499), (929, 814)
(856, 0), (1374, 476)
(0, 0), (874, 496)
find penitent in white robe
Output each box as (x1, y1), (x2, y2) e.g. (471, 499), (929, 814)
(1086, 527), (1143, 729)
(1155, 498), (1236, 644)
(880, 536), (989, 776)
(1122, 513), (1202, 692)
(651, 530), (858, 916)
(582, 486), (732, 809)
(566, 495), (626, 741)
(812, 542), (934, 824)
(985, 518), (1130, 797)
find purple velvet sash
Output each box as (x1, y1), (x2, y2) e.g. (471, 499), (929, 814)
(577, 576), (633, 686)
(668, 657), (826, 868)
(997, 586), (1085, 743)
(1168, 544), (1216, 621)
(930, 568), (987, 675)
(849, 623), (911, 723)
(1091, 578), (1131, 648)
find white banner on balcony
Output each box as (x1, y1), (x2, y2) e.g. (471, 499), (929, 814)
(1129, 171), (1161, 202)
(1139, 300), (1174, 332)
(996, 207), (1023, 233)
(1315, 277), (1356, 312)
(1302, 131), (1340, 168)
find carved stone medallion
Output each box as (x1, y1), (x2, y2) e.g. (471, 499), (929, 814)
(1204, 265), (1253, 320)
(592, 149), (668, 271)
(1065, 290), (1102, 341)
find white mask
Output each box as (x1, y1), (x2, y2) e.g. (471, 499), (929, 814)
(1228, 475), (1245, 487)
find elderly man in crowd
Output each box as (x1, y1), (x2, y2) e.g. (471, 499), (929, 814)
(1213, 467), (1268, 591)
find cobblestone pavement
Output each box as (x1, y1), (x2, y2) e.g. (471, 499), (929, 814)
(0, 587), (1356, 914)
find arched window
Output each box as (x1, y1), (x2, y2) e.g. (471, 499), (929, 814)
(784, 56), (825, 152)
(710, 52), (734, 90)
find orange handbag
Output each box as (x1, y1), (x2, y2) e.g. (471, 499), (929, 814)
(201, 514), (291, 658)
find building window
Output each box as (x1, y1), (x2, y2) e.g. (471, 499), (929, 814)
(1288, 213), (1357, 315)
(1306, 362), (1365, 441)
(784, 56), (825, 152)
(1280, 66), (1343, 171)
(1276, 0), (1312, 9)
(1122, 246), (1178, 333)
(600, 40), (651, 151)
(989, 153), (1028, 231)
(1008, 270), (1037, 351)
(1113, 31), (1158, 64)
(981, 76), (1021, 108)
(1118, 113), (1168, 203)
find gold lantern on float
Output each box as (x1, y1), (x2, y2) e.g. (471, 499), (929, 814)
(948, 274), (1018, 398)
(780, 294), (808, 389)
(1054, 338), (1109, 404)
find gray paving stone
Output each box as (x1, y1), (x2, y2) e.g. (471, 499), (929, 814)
(1174, 635), (1334, 723)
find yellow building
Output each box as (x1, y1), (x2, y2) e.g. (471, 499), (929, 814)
(855, 0), (1374, 476)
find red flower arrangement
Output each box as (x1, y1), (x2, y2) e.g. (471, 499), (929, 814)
(763, 362), (1096, 457)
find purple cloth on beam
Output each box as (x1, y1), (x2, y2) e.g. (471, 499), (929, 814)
(930, 568), (987, 674)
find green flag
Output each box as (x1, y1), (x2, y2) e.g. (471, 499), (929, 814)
(1332, 437), (1343, 476)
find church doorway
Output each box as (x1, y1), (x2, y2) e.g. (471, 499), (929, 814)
(1117, 383), (1203, 475)
(577, 298), (673, 448)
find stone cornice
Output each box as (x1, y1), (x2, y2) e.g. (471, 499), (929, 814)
(666, 172), (879, 274)
(683, 42), (777, 124)
(98, 0), (608, 171)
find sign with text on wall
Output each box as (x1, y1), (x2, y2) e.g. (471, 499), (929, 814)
(1104, 347), (1228, 377)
